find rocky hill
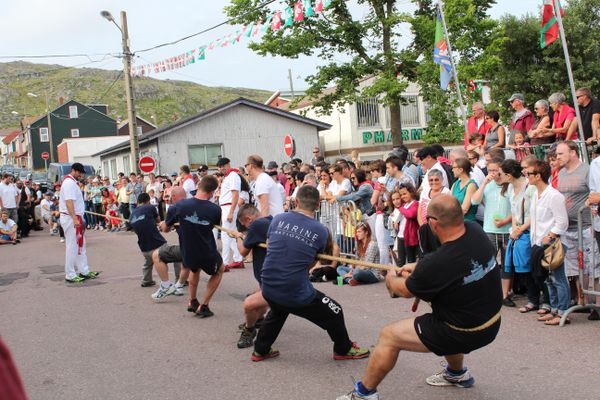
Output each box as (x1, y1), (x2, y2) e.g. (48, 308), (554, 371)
(0, 61), (271, 128)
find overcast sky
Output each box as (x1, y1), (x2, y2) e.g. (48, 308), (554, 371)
(1, 0), (541, 92)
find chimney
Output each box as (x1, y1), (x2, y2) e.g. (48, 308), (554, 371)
(58, 97), (65, 106)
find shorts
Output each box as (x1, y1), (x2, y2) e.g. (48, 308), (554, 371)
(157, 243), (182, 264)
(1, 234), (11, 241)
(563, 229), (600, 277)
(186, 253), (223, 275)
(414, 313), (501, 356)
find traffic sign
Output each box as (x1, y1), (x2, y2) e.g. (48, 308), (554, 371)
(284, 134), (295, 158)
(138, 156), (156, 173)
(41, 152), (49, 160)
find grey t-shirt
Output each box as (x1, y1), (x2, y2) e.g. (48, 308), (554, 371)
(557, 163), (590, 229)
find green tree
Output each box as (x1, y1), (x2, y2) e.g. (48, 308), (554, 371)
(402, 0), (501, 144)
(491, 0), (600, 120)
(225, 0), (411, 147)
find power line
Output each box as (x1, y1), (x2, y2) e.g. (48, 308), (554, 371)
(134, 0), (278, 54)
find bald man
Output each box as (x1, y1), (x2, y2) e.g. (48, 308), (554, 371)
(338, 195), (502, 400)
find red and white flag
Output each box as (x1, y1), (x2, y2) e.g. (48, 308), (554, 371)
(540, 0), (564, 48)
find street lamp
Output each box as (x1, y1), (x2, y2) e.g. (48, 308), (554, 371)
(27, 91), (54, 164)
(101, 9), (140, 174)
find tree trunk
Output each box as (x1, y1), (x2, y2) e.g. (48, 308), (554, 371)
(390, 102), (403, 148)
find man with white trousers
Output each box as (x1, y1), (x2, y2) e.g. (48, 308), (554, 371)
(217, 157), (244, 270)
(59, 163), (100, 283)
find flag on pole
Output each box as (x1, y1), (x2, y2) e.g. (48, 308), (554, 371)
(433, 12), (453, 90)
(540, 0), (564, 48)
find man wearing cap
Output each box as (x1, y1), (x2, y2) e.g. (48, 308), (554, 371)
(508, 93), (534, 145)
(197, 165), (209, 178)
(59, 163), (100, 283)
(217, 157), (244, 270)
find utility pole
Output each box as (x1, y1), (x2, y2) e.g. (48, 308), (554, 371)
(120, 11), (140, 174)
(288, 69), (295, 100)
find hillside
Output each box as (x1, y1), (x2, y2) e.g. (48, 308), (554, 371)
(0, 61), (272, 128)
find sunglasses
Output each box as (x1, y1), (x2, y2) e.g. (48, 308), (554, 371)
(526, 171), (539, 176)
(350, 176), (357, 180)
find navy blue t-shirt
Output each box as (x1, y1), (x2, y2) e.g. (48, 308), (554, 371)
(130, 204), (166, 252)
(166, 198), (221, 269)
(261, 211), (328, 306)
(243, 216), (272, 284)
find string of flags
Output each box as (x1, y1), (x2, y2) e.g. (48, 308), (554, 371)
(131, 0), (332, 77)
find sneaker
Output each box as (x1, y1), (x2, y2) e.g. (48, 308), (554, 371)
(336, 388), (379, 400)
(426, 367), (475, 388)
(229, 261), (244, 269)
(140, 281), (156, 287)
(174, 286), (185, 296)
(333, 342), (370, 360)
(60, 238), (65, 243)
(348, 278), (359, 286)
(237, 326), (257, 348)
(196, 304), (214, 318)
(502, 297), (516, 307)
(151, 285), (176, 301)
(187, 298), (200, 313)
(251, 348), (280, 362)
(65, 276), (85, 283)
(79, 271), (100, 280)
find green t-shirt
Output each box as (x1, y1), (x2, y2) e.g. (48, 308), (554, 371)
(473, 182), (511, 234)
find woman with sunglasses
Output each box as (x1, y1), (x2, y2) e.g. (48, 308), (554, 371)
(528, 99), (554, 146)
(337, 222), (380, 285)
(336, 170), (374, 216)
(483, 110), (506, 151)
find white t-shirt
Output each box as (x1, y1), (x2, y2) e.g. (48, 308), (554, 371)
(219, 171), (241, 205)
(40, 199), (53, 219)
(253, 172), (284, 216)
(59, 176), (85, 215)
(0, 218), (16, 232)
(0, 182), (18, 209)
(277, 183), (286, 204)
(470, 166), (486, 187)
(182, 176), (196, 199)
(146, 182), (162, 199)
(328, 178), (352, 196)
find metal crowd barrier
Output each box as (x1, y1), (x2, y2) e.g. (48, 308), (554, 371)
(317, 199), (361, 258)
(560, 205), (600, 326)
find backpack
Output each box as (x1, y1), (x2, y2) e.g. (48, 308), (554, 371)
(439, 162), (456, 187)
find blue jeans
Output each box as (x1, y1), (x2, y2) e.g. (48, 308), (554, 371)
(336, 266), (379, 284)
(545, 263), (570, 315)
(85, 201), (96, 227)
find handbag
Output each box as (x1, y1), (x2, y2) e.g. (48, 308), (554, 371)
(541, 237), (564, 271)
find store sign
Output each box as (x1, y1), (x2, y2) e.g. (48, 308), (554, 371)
(362, 128), (426, 145)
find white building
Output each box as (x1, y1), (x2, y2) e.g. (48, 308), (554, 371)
(57, 137), (129, 173)
(268, 77), (428, 160)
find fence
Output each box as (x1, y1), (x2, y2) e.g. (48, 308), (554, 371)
(317, 200), (362, 259)
(560, 206), (600, 326)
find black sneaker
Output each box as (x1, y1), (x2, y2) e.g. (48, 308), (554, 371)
(187, 298), (200, 313)
(502, 297), (516, 307)
(141, 281), (156, 287)
(237, 326), (256, 348)
(79, 271), (101, 280)
(196, 304), (214, 318)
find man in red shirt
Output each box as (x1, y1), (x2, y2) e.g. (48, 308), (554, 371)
(508, 93), (535, 144)
(463, 102), (489, 148)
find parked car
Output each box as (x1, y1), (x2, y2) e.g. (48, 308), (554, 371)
(29, 171), (52, 193)
(47, 163), (95, 185)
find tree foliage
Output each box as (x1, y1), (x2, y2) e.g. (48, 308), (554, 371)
(225, 0), (411, 146)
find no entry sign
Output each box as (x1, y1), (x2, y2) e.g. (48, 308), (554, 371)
(138, 156), (156, 173)
(41, 152), (49, 160)
(284, 134), (295, 158)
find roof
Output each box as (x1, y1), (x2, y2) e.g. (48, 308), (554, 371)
(2, 130), (21, 145)
(93, 97), (332, 158)
(27, 99), (115, 127)
(0, 128), (19, 137)
(117, 116), (157, 129)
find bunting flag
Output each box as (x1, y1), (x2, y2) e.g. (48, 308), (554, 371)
(262, 15), (272, 32)
(252, 21), (261, 36)
(540, 0), (564, 48)
(433, 12), (453, 90)
(294, 1), (305, 22)
(245, 23), (255, 38)
(304, 0), (315, 17)
(284, 6), (294, 27)
(198, 46), (206, 60)
(323, 0), (332, 9)
(272, 11), (282, 30)
(315, 0), (324, 12)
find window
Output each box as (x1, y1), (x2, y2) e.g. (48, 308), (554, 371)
(188, 144), (223, 170)
(70, 128), (80, 138)
(400, 95), (420, 127)
(39, 127), (49, 142)
(356, 98), (380, 128)
(102, 161), (109, 178)
(110, 159), (117, 180)
(69, 105), (78, 119)
(136, 126), (143, 136)
(123, 155), (131, 175)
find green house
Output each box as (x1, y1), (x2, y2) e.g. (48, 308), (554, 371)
(27, 100), (117, 170)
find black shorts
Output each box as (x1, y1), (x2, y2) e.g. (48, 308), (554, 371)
(158, 244), (182, 264)
(186, 253), (223, 275)
(414, 313), (501, 356)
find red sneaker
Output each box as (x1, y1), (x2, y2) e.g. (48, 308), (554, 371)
(251, 348), (280, 362)
(229, 261), (244, 269)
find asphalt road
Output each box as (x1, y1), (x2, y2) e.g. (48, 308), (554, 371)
(1, 228), (600, 400)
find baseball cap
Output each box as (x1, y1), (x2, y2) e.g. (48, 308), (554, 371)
(197, 164), (208, 172)
(170, 172), (178, 177)
(267, 161), (278, 170)
(71, 162), (85, 173)
(216, 158), (230, 167)
(508, 93), (524, 103)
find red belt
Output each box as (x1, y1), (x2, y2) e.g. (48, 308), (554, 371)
(220, 203), (232, 206)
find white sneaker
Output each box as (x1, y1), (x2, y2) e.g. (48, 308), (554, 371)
(60, 238), (65, 243)
(426, 367), (475, 388)
(337, 390), (379, 400)
(174, 286), (185, 296)
(151, 284), (176, 301)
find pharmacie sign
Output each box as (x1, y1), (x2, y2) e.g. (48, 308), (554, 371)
(362, 128), (426, 144)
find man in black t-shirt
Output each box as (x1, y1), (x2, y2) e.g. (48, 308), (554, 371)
(232, 204), (272, 348)
(163, 175), (224, 318)
(338, 194), (502, 400)
(577, 87), (600, 143)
